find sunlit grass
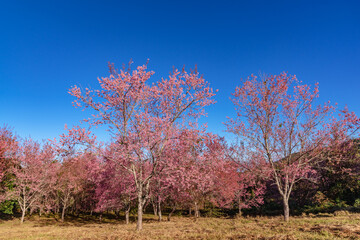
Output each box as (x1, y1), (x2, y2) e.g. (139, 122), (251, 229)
(1, 213), (360, 239)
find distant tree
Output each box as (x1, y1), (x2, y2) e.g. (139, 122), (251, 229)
(222, 144), (268, 215)
(50, 125), (98, 222)
(0, 126), (18, 186)
(9, 139), (57, 223)
(314, 138), (360, 206)
(0, 126), (18, 215)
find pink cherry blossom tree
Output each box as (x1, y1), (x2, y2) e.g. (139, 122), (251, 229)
(69, 62), (216, 230)
(95, 145), (137, 224)
(226, 72), (359, 221)
(161, 130), (222, 218)
(8, 139), (57, 223)
(50, 125), (98, 221)
(225, 144), (269, 215)
(0, 126), (18, 187)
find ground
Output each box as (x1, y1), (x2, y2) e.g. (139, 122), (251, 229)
(1, 213), (360, 239)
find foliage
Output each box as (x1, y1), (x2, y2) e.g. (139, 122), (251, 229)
(0, 200), (17, 215)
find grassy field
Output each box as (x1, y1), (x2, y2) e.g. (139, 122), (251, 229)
(1, 213), (360, 239)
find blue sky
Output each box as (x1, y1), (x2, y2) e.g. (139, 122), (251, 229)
(0, 0), (359, 143)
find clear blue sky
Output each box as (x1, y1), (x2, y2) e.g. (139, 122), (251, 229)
(1, 0), (359, 142)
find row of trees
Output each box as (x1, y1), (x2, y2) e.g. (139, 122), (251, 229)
(1, 62), (359, 231)
(0, 126), (266, 226)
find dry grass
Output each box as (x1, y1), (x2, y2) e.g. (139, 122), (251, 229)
(1, 213), (360, 239)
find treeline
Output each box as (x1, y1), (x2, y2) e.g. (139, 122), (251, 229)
(1, 63), (359, 231)
(0, 126), (266, 224)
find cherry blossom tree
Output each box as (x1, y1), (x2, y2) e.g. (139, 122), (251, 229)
(9, 139), (57, 223)
(69, 62), (216, 230)
(95, 146), (136, 224)
(55, 155), (88, 221)
(50, 125), (98, 221)
(234, 168), (266, 215)
(225, 144), (269, 215)
(226, 72), (359, 221)
(160, 130), (222, 218)
(0, 126), (18, 215)
(0, 126), (18, 186)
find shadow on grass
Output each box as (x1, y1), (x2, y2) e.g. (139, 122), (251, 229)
(28, 213), (162, 227)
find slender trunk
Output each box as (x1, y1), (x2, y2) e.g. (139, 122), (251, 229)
(194, 202), (200, 218)
(90, 210), (93, 216)
(61, 203), (67, 222)
(167, 204), (176, 221)
(20, 208), (26, 224)
(99, 213), (102, 222)
(189, 207), (192, 216)
(39, 207), (42, 217)
(135, 169), (151, 231)
(125, 206), (130, 224)
(29, 207), (34, 216)
(283, 197), (290, 222)
(20, 189), (26, 224)
(157, 200), (162, 222)
(153, 201), (158, 216)
(238, 198), (242, 216)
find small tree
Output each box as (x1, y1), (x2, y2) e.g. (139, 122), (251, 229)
(0, 126), (18, 185)
(55, 156), (88, 221)
(50, 125), (98, 221)
(9, 139), (57, 223)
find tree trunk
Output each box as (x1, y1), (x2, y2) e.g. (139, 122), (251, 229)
(55, 204), (59, 214)
(189, 207), (192, 216)
(136, 200), (143, 231)
(135, 175), (150, 231)
(29, 207), (34, 216)
(167, 204), (176, 221)
(125, 205), (130, 224)
(194, 202), (200, 218)
(238, 198), (242, 216)
(61, 203), (67, 222)
(152, 201), (158, 216)
(283, 197), (290, 222)
(20, 208), (26, 224)
(157, 200), (162, 222)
